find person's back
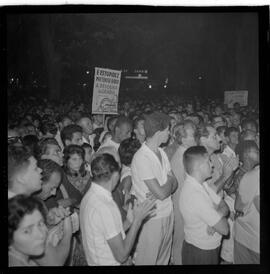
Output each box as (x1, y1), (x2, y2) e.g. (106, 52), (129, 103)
(234, 166), (260, 263)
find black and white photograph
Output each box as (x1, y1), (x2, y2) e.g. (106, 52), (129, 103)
(3, 4), (269, 269)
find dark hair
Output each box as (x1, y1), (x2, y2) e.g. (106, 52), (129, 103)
(38, 159), (62, 183)
(144, 111), (171, 138)
(8, 145), (33, 188)
(81, 143), (92, 150)
(224, 127), (239, 138)
(38, 138), (60, 159)
(118, 138), (141, 166)
(63, 144), (86, 177)
(183, 146), (208, 175)
(9, 194), (46, 246)
(235, 140), (259, 163)
(22, 135), (39, 158)
(113, 116), (132, 134)
(39, 121), (58, 136)
(91, 153), (120, 182)
(60, 124), (82, 145)
(107, 116), (118, 132)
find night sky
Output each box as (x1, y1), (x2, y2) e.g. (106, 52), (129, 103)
(6, 9), (265, 101)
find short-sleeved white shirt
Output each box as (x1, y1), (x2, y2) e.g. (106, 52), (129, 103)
(234, 166), (260, 253)
(131, 142), (173, 219)
(179, 174), (223, 250)
(80, 183), (125, 265)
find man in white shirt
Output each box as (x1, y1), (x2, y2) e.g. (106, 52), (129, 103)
(77, 116), (95, 148)
(99, 116), (133, 151)
(170, 120), (197, 265)
(80, 153), (156, 265)
(180, 146), (229, 264)
(223, 127), (239, 160)
(234, 165), (260, 264)
(131, 112), (178, 265)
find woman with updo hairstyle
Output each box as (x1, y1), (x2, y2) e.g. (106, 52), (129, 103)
(9, 195), (48, 266)
(63, 144), (91, 200)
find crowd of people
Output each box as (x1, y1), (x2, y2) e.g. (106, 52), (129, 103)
(8, 92), (260, 266)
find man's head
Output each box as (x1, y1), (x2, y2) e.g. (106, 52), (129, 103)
(235, 140), (259, 167)
(8, 146), (43, 195)
(241, 118), (258, 133)
(77, 116), (93, 136)
(214, 105), (223, 116)
(39, 122), (58, 139)
(37, 159), (62, 200)
(211, 115), (226, 129)
(39, 138), (63, 166)
(113, 116), (133, 144)
(183, 146), (213, 181)
(57, 115), (73, 131)
(216, 126), (228, 146)
(144, 112), (171, 145)
(230, 112), (241, 128)
(199, 125), (221, 153)
(225, 127), (239, 148)
(91, 153), (121, 191)
(173, 120), (197, 148)
(60, 124), (83, 147)
(133, 116), (146, 143)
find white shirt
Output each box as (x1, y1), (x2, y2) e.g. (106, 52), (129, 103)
(55, 129), (64, 151)
(131, 142), (173, 219)
(180, 174), (223, 250)
(80, 183), (125, 265)
(234, 166), (260, 253)
(82, 135), (95, 149)
(223, 145), (236, 159)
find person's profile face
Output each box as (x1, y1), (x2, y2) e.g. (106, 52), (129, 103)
(71, 132), (83, 146)
(20, 156), (43, 194)
(207, 127), (220, 151)
(39, 171), (61, 200)
(229, 131), (239, 146)
(118, 123), (132, 142)
(11, 210), (47, 257)
(47, 144), (63, 166)
(199, 154), (213, 180)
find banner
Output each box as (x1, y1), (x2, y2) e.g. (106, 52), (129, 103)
(92, 67), (121, 114)
(224, 90), (248, 108)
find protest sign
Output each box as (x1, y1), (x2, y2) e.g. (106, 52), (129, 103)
(92, 67), (121, 114)
(224, 90), (248, 108)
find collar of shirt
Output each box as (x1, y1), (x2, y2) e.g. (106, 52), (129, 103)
(91, 182), (113, 201)
(185, 174), (204, 191)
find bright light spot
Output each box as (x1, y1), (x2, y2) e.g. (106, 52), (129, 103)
(86, 71), (90, 74)
(149, 85), (152, 89)
(198, 76), (202, 80)
(83, 83), (87, 87)
(164, 85), (167, 88)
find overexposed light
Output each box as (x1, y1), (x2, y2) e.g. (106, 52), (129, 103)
(149, 84), (152, 89)
(86, 71), (90, 74)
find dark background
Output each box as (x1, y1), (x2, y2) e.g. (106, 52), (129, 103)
(4, 7), (269, 103)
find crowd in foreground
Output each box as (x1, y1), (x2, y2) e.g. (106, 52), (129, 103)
(8, 94), (260, 266)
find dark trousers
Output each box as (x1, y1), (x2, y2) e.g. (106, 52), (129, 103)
(182, 240), (220, 265)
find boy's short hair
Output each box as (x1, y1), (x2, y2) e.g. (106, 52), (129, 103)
(183, 146), (208, 175)
(144, 111), (171, 138)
